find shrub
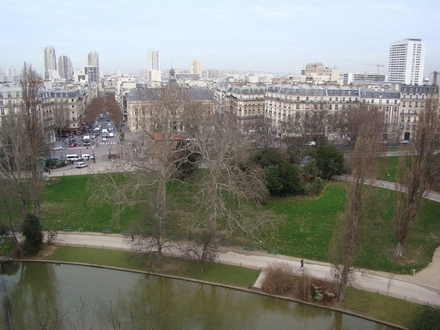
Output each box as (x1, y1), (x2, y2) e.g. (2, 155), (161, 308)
(293, 270), (312, 300)
(409, 306), (440, 330)
(21, 213), (43, 256)
(0, 236), (17, 256)
(261, 262), (296, 295)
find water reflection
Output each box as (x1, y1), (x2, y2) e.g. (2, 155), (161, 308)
(0, 262), (397, 329)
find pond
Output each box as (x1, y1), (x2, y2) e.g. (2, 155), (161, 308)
(0, 262), (397, 329)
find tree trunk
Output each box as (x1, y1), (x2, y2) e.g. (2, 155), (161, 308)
(394, 241), (404, 258)
(336, 264), (350, 302)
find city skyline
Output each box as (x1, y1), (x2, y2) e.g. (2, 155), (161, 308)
(1, 0), (439, 77)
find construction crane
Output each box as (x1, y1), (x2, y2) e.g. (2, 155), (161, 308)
(362, 63), (385, 74)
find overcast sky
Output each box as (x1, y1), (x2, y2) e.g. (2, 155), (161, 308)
(2, 0), (439, 77)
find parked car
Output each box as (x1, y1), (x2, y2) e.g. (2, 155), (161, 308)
(53, 145), (63, 150)
(75, 161), (88, 168)
(102, 137), (107, 142)
(81, 154), (94, 160)
(108, 154), (121, 160)
(69, 142), (78, 148)
(305, 141), (316, 146)
(109, 132), (114, 138)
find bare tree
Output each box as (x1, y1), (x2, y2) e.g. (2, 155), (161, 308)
(0, 63), (45, 218)
(393, 93), (440, 257)
(333, 104), (386, 149)
(88, 85), (194, 267)
(52, 103), (69, 139)
(330, 107), (384, 302)
(179, 98), (281, 271)
(20, 63), (46, 215)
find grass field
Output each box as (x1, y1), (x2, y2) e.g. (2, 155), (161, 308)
(30, 172), (440, 275)
(0, 158), (435, 274)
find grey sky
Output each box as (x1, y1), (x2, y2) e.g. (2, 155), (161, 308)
(2, 0), (439, 76)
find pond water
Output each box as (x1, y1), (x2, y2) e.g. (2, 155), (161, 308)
(0, 262), (397, 329)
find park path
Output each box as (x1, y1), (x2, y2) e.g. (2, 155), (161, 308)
(52, 232), (440, 308)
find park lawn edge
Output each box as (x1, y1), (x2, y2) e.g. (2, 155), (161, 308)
(37, 245), (417, 329)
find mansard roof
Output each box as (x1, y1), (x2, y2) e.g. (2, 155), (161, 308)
(230, 85), (267, 95)
(267, 84), (359, 96)
(359, 88), (400, 99)
(127, 87), (213, 102)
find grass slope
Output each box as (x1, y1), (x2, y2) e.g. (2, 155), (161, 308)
(20, 173), (438, 274)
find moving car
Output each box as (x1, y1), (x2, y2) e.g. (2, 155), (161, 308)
(109, 132), (114, 138)
(53, 145), (63, 150)
(75, 161), (88, 168)
(102, 137), (107, 142)
(69, 142), (78, 148)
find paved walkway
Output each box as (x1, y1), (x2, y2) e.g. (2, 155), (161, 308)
(52, 232), (440, 307)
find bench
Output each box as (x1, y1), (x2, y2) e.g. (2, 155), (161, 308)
(267, 248), (279, 254)
(121, 230), (131, 236)
(221, 241), (231, 247)
(244, 245), (255, 251)
(102, 229), (111, 234)
(63, 227), (73, 232)
(171, 235), (181, 241)
(77, 228), (83, 232)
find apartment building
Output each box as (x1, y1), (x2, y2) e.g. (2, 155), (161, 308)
(126, 69), (213, 132)
(398, 84), (438, 141)
(264, 85), (359, 132)
(225, 85), (266, 132)
(359, 87), (401, 140)
(0, 84), (22, 119)
(41, 88), (88, 138)
(388, 38), (426, 85)
(301, 63), (340, 83)
(190, 59), (202, 78)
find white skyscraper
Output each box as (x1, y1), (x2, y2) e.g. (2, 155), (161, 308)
(7, 66), (16, 76)
(44, 45), (58, 79)
(88, 50), (100, 67)
(190, 59), (202, 78)
(388, 38), (426, 85)
(147, 49), (160, 70)
(58, 55), (73, 79)
(147, 49), (161, 82)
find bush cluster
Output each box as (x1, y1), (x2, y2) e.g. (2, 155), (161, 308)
(261, 262), (336, 304)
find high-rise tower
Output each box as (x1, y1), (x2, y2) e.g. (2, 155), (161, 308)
(147, 49), (161, 82)
(88, 50), (100, 67)
(58, 55), (73, 80)
(44, 45), (58, 79)
(147, 49), (160, 70)
(190, 59), (202, 78)
(388, 38), (426, 85)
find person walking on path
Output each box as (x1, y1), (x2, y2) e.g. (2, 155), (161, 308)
(300, 259), (304, 271)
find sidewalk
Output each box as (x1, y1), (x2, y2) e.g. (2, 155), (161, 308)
(52, 232), (440, 307)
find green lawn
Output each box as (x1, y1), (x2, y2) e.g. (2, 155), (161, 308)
(0, 168), (435, 275)
(28, 173), (440, 274)
(43, 246), (260, 288)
